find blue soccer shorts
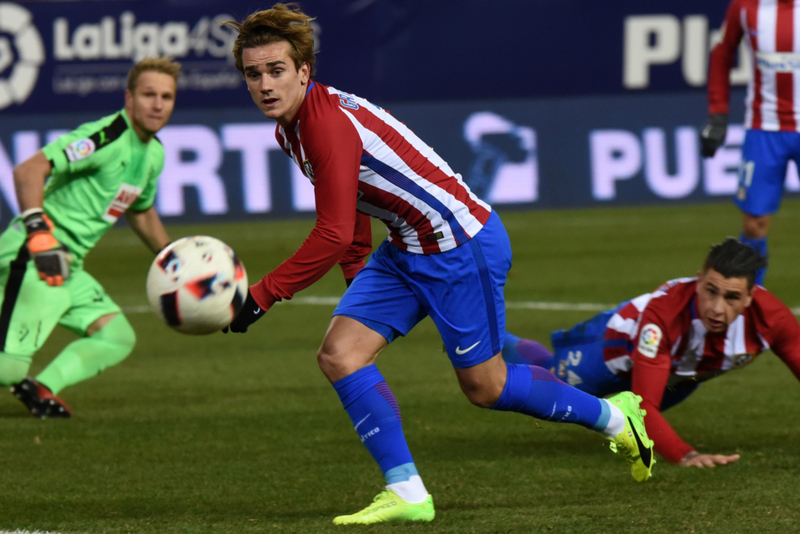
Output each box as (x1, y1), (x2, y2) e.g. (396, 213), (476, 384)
(548, 305), (699, 409)
(736, 129), (800, 216)
(548, 306), (628, 398)
(334, 210), (512, 368)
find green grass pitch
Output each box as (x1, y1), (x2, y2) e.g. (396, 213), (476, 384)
(1, 200), (799, 534)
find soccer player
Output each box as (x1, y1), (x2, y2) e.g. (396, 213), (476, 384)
(222, 4), (655, 525)
(1, 57), (179, 418)
(503, 238), (800, 468)
(700, 0), (800, 285)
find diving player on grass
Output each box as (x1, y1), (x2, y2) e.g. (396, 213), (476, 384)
(222, 3), (655, 525)
(1, 57), (179, 418)
(503, 238), (800, 467)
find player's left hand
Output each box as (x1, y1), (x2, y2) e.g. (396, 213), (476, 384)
(700, 113), (729, 157)
(222, 290), (265, 333)
(679, 450), (740, 468)
(23, 210), (72, 286)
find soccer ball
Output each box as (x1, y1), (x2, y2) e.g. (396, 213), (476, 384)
(146, 236), (248, 335)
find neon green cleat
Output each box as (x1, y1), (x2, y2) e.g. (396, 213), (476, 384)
(333, 489), (435, 525)
(607, 391), (655, 482)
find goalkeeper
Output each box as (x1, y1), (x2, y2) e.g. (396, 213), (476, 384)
(0, 57), (179, 418)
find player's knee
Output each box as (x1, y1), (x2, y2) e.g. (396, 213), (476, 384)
(317, 345), (347, 382)
(93, 314), (136, 354)
(742, 214), (770, 238)
(459, 380), (504, 409)
(455, 354), (507, 408)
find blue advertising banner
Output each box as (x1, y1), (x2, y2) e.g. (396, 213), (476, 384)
(3, 88), (796, 229)
(1, 0), (740, 115)
(2, 1), (781, 229)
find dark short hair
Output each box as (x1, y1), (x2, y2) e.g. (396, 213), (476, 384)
(702, 237), (768, 289)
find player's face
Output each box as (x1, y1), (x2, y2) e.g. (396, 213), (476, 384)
(695, 268), (753, 333)
(242, 41), (310, 127)
(125, 71), (177, 141)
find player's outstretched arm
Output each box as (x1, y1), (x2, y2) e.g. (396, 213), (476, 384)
(13, 151), (50, 211)
(14, 151), (72, 286)
(125, 206), (171, 254)
(679, 451), (740, 468)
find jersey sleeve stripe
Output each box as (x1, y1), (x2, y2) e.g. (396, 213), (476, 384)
(90, 113), (127, 150)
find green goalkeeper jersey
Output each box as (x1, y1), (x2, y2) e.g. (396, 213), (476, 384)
(39, 109), (164, 267)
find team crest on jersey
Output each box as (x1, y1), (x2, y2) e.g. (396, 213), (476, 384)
(733, 353), (754, 368)
(303, 159), (314, 179)
(65, 138), (96, 162)
(638, 323), (662, 359)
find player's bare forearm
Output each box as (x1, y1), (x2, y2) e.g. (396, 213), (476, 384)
(13, 151), (51, 212)
(679, 451), (740, 468)
(125, 206), (171, 254)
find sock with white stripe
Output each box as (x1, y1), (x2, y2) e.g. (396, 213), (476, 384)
(333, 364), (427, 502)
(492, 362), (613, 433)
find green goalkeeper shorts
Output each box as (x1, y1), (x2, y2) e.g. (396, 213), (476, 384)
(0, 223), (122, 357)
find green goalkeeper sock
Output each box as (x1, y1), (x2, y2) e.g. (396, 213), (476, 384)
(37, 314), (136, 394)
(0, 351), (31, 386)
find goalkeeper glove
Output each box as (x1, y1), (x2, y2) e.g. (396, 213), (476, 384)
(223, 290), (266, 333)
(22, 209), (72, 287)
(700, 113), (729, 157)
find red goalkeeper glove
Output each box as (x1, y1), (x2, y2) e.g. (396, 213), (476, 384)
(22, 209), (72, 287)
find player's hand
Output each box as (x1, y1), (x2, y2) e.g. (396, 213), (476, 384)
(222, 290), (266, 333)
(679, 450), (740, 468)
(700, 113), (729, 157)
(23, 210), (72, 287)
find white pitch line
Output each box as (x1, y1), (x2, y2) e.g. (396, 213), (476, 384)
(123, 298), (800, 316)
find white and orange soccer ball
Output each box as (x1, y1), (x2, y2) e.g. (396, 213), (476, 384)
(146, 236), (248, 335)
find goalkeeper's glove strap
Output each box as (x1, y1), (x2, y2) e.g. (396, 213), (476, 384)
(21, 208), (49, 235)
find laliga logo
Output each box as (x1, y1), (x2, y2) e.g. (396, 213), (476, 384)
(641, 326), (660, 345)
(0, 2), (44, 110)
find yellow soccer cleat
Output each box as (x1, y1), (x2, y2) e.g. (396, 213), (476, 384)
(607, 392), (656, 482)
(333, 489), (435, 525)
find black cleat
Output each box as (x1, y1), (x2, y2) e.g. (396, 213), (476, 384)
(11, 378), (71, 419)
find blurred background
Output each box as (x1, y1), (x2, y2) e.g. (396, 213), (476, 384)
(1, 0), (793, 227)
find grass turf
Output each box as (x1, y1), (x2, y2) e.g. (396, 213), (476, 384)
(1, 199), (799, 534)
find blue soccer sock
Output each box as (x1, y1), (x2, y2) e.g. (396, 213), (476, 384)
(502, 333), (554, 367)
(492, 362), (613, 433)
(333, 364), (427, 502)
(739, 233), (767, 286)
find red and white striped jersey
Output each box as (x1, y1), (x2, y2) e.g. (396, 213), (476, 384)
(709, 0), (800, 131)
(603, 278), (800, 380)
(277, 82), (491, 254)
(250, 81), (491, 310)
(601, 277), (800, 462)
